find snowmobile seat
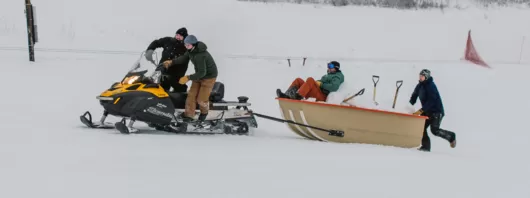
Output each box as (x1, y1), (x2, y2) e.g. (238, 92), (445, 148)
(168, 92), (187, 109)
(209, 82), (225, 103)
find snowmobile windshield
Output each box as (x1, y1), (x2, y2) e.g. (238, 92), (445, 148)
(127, 53), (159, 74)
(122, 51), (162, 84)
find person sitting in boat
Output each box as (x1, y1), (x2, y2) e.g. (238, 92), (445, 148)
(276, 61), (344, 102)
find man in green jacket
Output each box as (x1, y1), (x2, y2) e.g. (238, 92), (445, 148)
(277, 61), (344, 102)
(162, 35), (218, 122)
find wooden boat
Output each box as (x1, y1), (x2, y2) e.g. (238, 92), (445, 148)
(276, 98), (428, 148)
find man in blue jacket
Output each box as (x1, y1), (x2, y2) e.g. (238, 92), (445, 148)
(409, 69), (457, 152)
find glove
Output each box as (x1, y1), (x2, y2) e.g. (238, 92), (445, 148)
(413, 109), (423, 116)
(162, 60), (172, 68)
(179, 75), (189, 85)
(145, 50), (155, 64)
(316, 80), (322, 87)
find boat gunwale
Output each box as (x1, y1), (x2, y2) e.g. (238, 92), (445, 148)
(277, 98), (428, 119)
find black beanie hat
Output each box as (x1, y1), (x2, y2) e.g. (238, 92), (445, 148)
(176, 27), (188, 38)
(329, 61), (340, 70)
(420, 69), (431, 79)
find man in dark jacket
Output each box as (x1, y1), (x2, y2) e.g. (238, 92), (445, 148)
(162, 35), (218, 122)
(409, 69), (457, 152)
(145, 27), (189, 93)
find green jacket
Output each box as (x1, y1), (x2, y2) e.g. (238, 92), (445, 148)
(170, 41), (218, 81)
(319, 71), (344, 94)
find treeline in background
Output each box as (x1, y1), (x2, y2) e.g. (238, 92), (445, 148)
(237, 0), (530, 9)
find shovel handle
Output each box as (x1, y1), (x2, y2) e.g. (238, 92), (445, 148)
(356, 88), (365, 96)
(343, 88), (365, 103)
(392, 80), (403, 109)
(372, 75), (380, 86)
(396, 80), (403, 89)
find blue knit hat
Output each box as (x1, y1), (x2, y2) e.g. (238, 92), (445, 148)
(184, 35), (198, 45)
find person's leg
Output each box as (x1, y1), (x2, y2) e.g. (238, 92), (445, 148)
(184, 80), (201, 118)
(171, 79), (188, 93)
(277, 78), (305, 99)
(195, 78), (217, 121)
(429, 113), (457, 148)
(419, 118), (432, 151)
(298, 77), (327, 101)
(170, 69), (189, 93)
(159, 75), (171, 92)
(289, 78), (305, 88)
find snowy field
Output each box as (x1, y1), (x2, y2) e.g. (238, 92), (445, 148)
(1, 0), (530, 197)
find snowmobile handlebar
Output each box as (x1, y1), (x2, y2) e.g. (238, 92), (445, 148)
(155, 64), (166, 72)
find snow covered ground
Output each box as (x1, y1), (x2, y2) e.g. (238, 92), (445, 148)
(1, 0), (530, 197)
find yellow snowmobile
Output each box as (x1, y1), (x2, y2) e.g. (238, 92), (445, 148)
(79, 52), (258, 135)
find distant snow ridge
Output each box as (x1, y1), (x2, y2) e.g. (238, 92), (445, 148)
(238, 0), (530, 9)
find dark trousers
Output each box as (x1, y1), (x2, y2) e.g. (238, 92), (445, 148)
(421, 113), (456, 150)
(160, 75), (188, 93)
(160, 66), (188, 93)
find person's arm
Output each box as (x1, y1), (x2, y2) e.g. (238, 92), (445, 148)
(147, 37), (170, 50)
(409, 84), (420, 105)
(320, 75), (342, 92)
(420, 82), (442, 113)
(187, 55), (207, 80)
(170, 51), (190, 65)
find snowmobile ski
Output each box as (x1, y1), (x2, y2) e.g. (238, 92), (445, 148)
(80, 111), (115, 129)
(115, 118), (139, 134)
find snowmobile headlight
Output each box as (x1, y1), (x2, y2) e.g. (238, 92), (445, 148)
(96, 96), (114, 101)
(122, 76), (140, 85)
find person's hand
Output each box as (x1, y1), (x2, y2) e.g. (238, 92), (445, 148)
(179, 76), (189, 84)
(316, 80), (322, 87)
(145, 50), (155, 64)
(163, 60), (172, 68)
(413, 109), (423, 116)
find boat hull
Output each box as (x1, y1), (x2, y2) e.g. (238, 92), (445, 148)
(277, 98), (428, 148)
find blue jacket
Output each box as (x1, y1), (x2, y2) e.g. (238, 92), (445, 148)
(409, 77), (445, 115)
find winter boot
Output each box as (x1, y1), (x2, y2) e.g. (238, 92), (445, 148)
(418, 146), (430, 152)
(178, 112), (194, 122)
(285, 87), (303, 100)
(198, 113), (208, 122)
(449, 133), (457, 148)
(291, 92), (303, 100)
(276, 89), (290, 99)
(437, 129), (457, 148)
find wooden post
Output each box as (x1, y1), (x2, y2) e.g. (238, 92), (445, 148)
(519, 36), (526, 63)
(24, 0), (35, 62)
(287, 58), (291, 67)
(302, 57), (307, 66)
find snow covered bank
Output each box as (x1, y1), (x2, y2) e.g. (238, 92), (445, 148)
(1, 0), (530, 65)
